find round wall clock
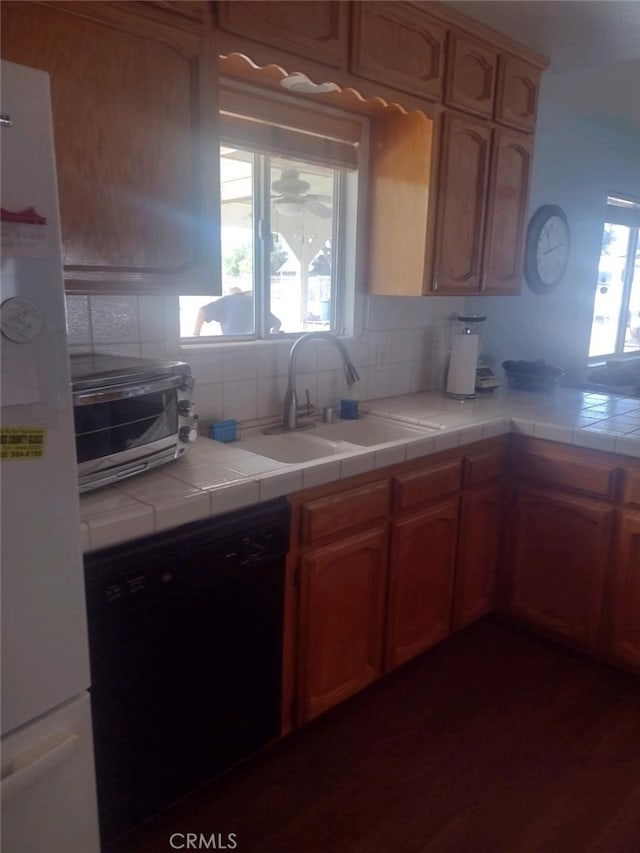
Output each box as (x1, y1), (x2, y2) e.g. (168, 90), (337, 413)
(524, 204), (571, 293)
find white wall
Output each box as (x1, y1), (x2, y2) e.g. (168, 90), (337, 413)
(66, 291), (464, 423)
(468, 78), (640, 382)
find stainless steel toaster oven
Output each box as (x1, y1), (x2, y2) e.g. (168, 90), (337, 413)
(70, 354), (197, 493)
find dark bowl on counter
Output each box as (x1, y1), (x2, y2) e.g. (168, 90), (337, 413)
(502, 360), (564, 391)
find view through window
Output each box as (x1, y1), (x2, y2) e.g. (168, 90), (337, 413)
(588, 194), (640, 359)
(181, 148), (340, 339)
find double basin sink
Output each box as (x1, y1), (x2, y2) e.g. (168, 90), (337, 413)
(234, 415), (441, 463)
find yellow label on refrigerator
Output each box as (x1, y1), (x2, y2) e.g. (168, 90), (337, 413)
(1, 427), (46, 459)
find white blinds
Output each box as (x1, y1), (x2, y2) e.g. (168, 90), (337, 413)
(218, 84), (362, 169)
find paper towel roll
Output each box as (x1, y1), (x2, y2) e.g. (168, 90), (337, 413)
(446, 334), (479, 396)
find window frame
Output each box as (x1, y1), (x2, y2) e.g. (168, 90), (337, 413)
(180, 80), (369, 346)
(588, 193), (640, 363)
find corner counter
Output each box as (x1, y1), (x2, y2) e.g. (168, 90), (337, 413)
(79, 387), (640, 553)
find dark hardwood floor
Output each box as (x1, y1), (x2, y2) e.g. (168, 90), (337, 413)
(109, 619), (640, 853)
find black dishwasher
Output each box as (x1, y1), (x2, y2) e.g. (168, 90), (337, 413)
(84, 498), (290, 843)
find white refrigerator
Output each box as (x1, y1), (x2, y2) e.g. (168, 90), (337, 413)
(1, 60), (101, 853)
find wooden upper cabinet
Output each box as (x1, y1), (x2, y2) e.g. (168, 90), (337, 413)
(216, 1), (349, 69)
(481, 128), (533, 294)
(495, 55), (541, 132)
(432, 112), (492, 294)
(444, 32), (498, 118)
(351, 2), (446, 100)
(366, 108), (436, 297)
(1, 1), (219, 294)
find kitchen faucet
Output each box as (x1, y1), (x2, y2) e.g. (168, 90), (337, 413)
(266, 332), (360, 433)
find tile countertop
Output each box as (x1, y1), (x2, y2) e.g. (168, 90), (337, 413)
(79, 387), (640, 554)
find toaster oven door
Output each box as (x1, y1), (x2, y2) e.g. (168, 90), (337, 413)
(73, 376), (181, 489)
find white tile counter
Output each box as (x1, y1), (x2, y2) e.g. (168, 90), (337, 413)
(79, 387), (640, 553)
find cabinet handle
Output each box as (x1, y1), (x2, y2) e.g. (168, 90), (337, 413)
(1, 732), (78, 802)
(433, 276), (439, 292)
(73, 373), (182, 405)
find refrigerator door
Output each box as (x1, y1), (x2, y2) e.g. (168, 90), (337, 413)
(1, 60), (91, 734)
(1, 693), (100, 853)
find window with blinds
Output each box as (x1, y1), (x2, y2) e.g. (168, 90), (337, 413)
(180, 81), (368, 341)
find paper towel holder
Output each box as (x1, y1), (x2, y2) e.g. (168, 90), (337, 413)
(446, 314), (486, 400)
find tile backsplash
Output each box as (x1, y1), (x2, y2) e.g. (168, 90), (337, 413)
(66, 294), (176, 360)
(66, 293), (465, 424)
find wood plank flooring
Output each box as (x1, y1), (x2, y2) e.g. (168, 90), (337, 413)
(109, 619), (640, 853)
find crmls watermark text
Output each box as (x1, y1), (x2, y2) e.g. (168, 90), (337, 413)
(169, 833), (238, 850)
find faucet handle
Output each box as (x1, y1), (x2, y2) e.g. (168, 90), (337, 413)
(297, 388), (314, 417)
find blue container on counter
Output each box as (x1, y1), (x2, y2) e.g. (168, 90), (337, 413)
(209, 419), (238, 442)
(340, 399), (359, 419)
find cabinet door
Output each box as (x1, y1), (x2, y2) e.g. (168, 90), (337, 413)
(298, 527), (387, 723)
(216, 0), (349, 69)
(300, 481), (389, 547)
(453, 483), (502, 630)
(607, 510), (640, 670)
(495, 55), (540, 132)
(386, 498), (458, 670)
(444, 32), (497, 118)
(1, 1), (219, 294)
(509, 486), (614, 650)
(432, 112), (492, 294)
(481, 129), (533, 294)
(367, 109), (435, 297)
(351, 1), (446, 100)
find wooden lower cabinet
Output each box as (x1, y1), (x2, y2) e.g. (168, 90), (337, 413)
(453, 482), (502, 630)
(289, 438), (637, 732)
(607, 510), (640, 671)
(508, 486), (615, 650)
(386, 497), (458, 670)
(297, 526), (388, 723)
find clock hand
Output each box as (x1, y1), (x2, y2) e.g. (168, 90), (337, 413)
(543, 244), (564, 255)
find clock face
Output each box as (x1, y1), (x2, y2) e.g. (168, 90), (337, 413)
(525, 205), (571, 293)
(535, 215), (570, 285)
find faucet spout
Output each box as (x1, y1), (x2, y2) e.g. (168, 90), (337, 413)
(268, 332), (360, 433)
